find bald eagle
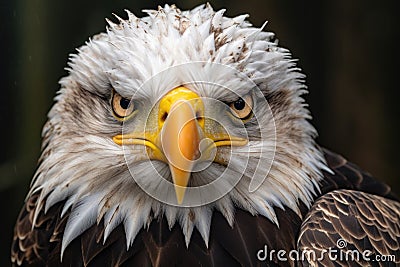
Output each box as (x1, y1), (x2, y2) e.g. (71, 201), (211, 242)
(11, 4), (400, 266)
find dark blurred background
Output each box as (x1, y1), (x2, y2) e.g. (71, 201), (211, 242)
(1, 0), (399, 265)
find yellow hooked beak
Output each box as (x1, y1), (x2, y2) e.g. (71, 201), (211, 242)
(157, 87), (204, 204)
(113, 87), (247, 204)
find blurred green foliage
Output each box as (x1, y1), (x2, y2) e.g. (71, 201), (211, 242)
(1, 0), (399, 265)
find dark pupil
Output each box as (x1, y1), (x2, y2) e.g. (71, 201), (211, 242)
(120, 98), (131, 109)
(233, 98), (245, 110)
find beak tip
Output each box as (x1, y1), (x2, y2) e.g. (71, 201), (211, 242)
(169, 166), (190, 205)
(174, 185), (186, 205)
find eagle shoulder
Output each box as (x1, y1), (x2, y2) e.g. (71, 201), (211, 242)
(296, 149), (400, 266)
(298, 189), (400, 266)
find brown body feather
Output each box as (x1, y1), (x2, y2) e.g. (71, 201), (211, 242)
(11, 149), (400, 266)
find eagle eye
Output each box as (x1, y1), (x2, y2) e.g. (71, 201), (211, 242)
(229, 94), (253, 120)
(112, 90), (135, 119)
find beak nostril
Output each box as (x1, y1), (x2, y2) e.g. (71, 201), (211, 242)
(195, 111), (203, 122)
(161, 112), (168, 122)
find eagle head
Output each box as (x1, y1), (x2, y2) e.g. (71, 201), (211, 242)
(29, 4), (328, 255)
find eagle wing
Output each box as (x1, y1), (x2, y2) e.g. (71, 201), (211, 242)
(297, 150), (400, 266)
